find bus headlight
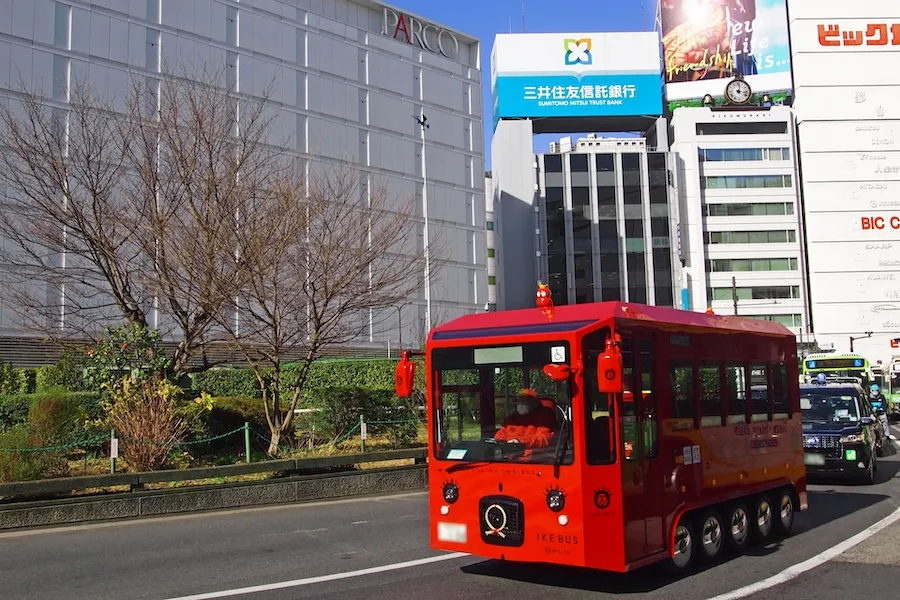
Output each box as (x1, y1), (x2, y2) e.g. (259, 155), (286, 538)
(546, 489), (566, 512)
(443, 482), (459, 504)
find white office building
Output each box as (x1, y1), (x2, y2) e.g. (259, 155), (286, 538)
(0, 0), (485, 360)
(671, 106), (810, 342)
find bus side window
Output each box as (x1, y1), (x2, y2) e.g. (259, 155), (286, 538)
(700, 364), (722, 428)
(584, 361), (616, 465)
(621, 339), (640, 461)
(751, 364), (771, 422)
(772, 363), (790, 419)
(726, 365), (747, 424)
(670, 363), (696, 429)
(638, 340), (657, 458)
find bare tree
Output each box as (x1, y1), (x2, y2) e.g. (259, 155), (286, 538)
(0, 66), (279, 376)
(212, 160), (439, 454)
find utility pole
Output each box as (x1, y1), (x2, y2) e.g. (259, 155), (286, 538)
(732, 276), (738, 316)
(413, 111), (432, 336)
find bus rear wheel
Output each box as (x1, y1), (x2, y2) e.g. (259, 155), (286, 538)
(774, 490), (795, 537)
(752, 495), (774, 542)
(667, 517), (696, 574)
(696, 510), (725, 563)
(726, 503), (751, 552)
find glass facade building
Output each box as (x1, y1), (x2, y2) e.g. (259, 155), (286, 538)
(534, 137), (679, 308)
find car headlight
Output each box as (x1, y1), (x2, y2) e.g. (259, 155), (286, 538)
(840, 434), (862, 444)
(546, 489), (566, 512)
(442, 482), (459, 504)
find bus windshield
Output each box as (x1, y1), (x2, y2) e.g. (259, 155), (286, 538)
(431, 340), (574, 466)
(800, 391), (861, 423)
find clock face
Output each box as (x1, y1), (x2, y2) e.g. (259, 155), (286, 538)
(726, 79), (752, 104)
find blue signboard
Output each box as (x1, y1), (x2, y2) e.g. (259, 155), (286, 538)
(494, 73), (662, 121)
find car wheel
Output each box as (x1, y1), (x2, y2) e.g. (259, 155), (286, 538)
(752, 495), (774, 542)
(774, 490), (795, 537)
(695, 510), (725, 563)
(726, 503), (751, 552)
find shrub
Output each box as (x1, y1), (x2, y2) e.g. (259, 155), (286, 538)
(202, 396), (267, 453)
(0, 426), (46, 483)
(35, 346), (93, 392)
(101, 376), (212, 472)
(191, 369), (260, 398)
(0, 362), (34, 394)
(304, 387), (421, 447)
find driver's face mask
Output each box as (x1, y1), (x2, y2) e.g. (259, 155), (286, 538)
(516, 403), (530, 415)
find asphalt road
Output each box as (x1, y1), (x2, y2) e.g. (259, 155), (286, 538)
(4, 434), (900, 600)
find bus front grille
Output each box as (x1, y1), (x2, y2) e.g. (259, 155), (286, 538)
(479, 495), (525, 547)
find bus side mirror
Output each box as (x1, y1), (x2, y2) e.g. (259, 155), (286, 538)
(543, 363), (571, 381)
(395, 351), (416, 398)
(597, 339), (623, 394)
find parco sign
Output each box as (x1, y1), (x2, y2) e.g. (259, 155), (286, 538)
(383, 8), (460, 59)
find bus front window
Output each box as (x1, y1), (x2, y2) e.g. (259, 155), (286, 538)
(432, 342), (575, 466)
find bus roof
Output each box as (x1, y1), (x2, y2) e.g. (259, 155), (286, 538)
(429, 301), (795, 343)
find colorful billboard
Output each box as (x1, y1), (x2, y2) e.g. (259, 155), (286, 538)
(490, 32), (662, 129)
(661, 0), (793, 108)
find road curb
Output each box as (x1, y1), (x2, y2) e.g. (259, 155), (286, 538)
(0, 465), (427, 530)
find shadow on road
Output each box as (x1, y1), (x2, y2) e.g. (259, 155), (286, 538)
(460, 486), (893, 594)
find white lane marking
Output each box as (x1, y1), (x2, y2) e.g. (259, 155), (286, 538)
(0, 491), (426, 540)
(706, 503), (900, 600)
(161, 552), (470, 600)
(351, 520), (368, 525)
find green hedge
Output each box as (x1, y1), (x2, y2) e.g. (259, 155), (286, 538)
(190, 358), (417, 397)
(0, 392), (103, 434)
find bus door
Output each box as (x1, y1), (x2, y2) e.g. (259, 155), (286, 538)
(620, 335), (665, 561)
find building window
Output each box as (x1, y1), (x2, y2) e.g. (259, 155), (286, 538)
(695, 122), (788, 135)
(702, 175), (792, 189)
(707, 258), (799, 272)
(746, 314), (803, 327)
(705, 230), (796, 244)
(699, 148), (791, 162)
(705, 202), (794, 217)
(486, 221), (494, 231)
(487, 248), (495, 258)
(487, 275), (496, 285)
(709, 286), (801, 301)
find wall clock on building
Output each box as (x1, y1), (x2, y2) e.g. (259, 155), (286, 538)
(724, 76), (752, 105)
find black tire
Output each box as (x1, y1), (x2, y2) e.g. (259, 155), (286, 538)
(725, 503), (752, 552)
(774, 489), (795, 537)
(695, 509), (725, 563)
(752, 495), (774, 542)
(665, 515), (696, 574)
(862, 453), (876, 485)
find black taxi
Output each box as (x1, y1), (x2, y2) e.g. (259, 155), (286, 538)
(800, 381), (879, 484)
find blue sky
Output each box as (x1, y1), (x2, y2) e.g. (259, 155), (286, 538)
(387, 0), (650, 169)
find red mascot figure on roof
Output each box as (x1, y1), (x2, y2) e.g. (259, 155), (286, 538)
(536, 282), (555, 320)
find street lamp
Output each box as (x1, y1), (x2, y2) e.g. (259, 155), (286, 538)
(849, 332), (873, 353)
(413, 111), (432, 337)
(396, 301), (413, 353)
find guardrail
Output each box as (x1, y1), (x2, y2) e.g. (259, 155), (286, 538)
(0, 447), (427, 502)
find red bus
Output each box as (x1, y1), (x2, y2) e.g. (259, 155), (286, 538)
(394, 290), (807, 573)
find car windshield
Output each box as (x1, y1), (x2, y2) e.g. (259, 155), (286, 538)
(800, 392), (861, 423)
(431, 340), (574, 466)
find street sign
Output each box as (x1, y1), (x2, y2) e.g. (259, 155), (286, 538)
(360, 422), (368, 441)
(110, 438), (119, 459)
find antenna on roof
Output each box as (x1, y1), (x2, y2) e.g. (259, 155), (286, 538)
(522, 1), (526, 32)
(508, 16), (512, 34)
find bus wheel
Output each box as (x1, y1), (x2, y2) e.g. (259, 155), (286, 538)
(726, 503), (751, 552)
(667, 517), (695, 573)
(774, 490), (795, 537)
(752, 496), (774, 542)
(696, 510), (725, 563)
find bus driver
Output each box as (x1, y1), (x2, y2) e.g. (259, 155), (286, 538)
(494, 389), (558, 448)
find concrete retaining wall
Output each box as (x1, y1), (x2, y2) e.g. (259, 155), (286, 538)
(0, 465), (427, 530)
